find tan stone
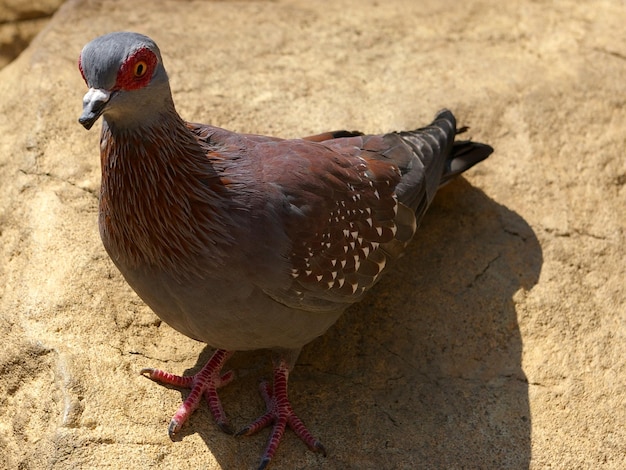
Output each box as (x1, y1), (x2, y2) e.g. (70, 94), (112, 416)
(0, 0), (624, 468)
(0, 0), (64, 68)
(0, 0), (62, 21)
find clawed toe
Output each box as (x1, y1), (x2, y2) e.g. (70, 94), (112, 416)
(168, 418), (183, 439)
(143, 352), (325, 469)
(314, 441), (327, 457)
(216, 421), (235, 435)
(237, 360), (326, 469)
(141, 349), (234, 437)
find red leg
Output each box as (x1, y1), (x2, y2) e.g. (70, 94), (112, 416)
(237, 358), (326, 469)
(141, 349), (235, 436)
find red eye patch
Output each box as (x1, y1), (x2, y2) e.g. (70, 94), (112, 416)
(114, 47), (158, 91)
(78, 55), (86, 83)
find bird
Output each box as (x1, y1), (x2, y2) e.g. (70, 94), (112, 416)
(78, 31), (493, 469)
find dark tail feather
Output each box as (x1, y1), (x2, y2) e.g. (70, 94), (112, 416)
(441, 139), (493, 186)
(399, 108), (493, 187)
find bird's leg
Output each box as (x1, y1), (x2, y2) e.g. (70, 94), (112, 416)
(141, 348), (235, 436)
(236, 352), (326, 470)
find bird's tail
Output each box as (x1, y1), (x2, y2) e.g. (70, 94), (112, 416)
(394, 109), (493, 209)
(441, 131), (493, 186)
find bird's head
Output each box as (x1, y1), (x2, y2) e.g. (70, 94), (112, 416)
(78, 32), (171, 131)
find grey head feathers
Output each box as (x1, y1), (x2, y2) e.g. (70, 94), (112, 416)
(78, 32), (174, 130)
(79, 32), (163, 89)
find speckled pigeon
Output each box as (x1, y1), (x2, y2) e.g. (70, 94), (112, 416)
(78, 31), (493, 469)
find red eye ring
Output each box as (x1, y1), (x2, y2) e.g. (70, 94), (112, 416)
(115, 48), (157, 90)
(134, 60), (148, 78)
(78, 55), (86, 82)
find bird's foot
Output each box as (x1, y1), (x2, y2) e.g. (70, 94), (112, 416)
(141, 349), (235, 436)
(236, 360), (326, 470)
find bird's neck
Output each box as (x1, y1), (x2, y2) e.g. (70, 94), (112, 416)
(98, 109), (235, 279)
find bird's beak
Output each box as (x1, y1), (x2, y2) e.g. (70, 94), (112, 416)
(79, 88), (111, 130)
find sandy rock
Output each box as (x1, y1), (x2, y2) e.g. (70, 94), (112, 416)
(0, 0), (64, 68)
(0, 0), (62, 20)
(0, 0), (624, 469)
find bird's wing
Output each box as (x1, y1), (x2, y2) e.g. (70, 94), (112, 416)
(185, 111), (491, 312)
(301, 130), (364, 142)
(256, 120), (462, 311)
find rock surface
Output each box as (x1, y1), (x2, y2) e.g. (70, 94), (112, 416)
(0, 0), (624, 468)
(0, 0), (64, 68)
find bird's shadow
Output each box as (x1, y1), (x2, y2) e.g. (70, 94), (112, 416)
(173, 178), (541, 469)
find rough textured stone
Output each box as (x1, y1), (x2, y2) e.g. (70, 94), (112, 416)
(0, 0), (64, 68)
(0, 0), (624, 468)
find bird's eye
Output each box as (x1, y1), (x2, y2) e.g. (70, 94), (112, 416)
(114, 48), (156, 90)
(134, 60), (148, 78)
